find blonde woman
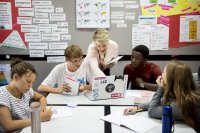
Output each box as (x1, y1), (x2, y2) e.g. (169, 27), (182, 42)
(124, 60), (200, 132)
(86, 28), (119, 76)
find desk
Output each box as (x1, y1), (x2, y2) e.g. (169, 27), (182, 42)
(46, 90), (154, 106)
(22, 106), (104, 133)
(111, 106), (196, 133)
(46, 93), (135, 106)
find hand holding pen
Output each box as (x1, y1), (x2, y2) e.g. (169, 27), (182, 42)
(40, 106), (52, 122)
(123, 106), (143, 116)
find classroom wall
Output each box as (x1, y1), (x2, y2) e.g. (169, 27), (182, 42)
(0, 0), (200, 55)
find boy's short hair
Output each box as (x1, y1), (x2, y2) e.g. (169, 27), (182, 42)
(65, 44), (83, 59)
(93, 28), (109, 43)
(133, 45), (149, 59)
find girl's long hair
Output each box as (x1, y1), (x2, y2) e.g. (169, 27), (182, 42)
(163, 60), (200, 132)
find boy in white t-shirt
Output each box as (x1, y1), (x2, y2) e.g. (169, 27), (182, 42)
(38, 44), (105, 94)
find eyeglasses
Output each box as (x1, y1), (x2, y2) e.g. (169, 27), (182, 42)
(69, 57), (84, 65)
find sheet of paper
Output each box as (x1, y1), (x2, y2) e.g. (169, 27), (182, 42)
(51, 107), (74, 119)
(125, 90), (142, 97)
(107, 56), (123, 64)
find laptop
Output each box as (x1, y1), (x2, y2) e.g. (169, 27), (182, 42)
(84, 75), (128, 100)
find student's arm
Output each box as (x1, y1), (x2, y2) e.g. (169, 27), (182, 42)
(147, 87), (164, 119)
(38, 84), (64, 94)
(37, 64), (70, 94)
(145, 64), (162, 91)
(0, 106), (31, 132)
(31, 91), (52, 121)
(32, 91), (47, 111)
(143, 82), (158, 91)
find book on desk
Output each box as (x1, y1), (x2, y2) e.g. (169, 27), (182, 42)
(100, 110), (159, 133)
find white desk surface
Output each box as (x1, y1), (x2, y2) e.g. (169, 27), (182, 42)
(22, 106), (104, 133)
(110, 106), (196, 133)
(46, 90), (153, 105)
(46, 93), (135, 105)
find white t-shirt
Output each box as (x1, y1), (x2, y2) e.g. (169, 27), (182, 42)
(41, 59), (102, 88)
(0, 86), (34, 133)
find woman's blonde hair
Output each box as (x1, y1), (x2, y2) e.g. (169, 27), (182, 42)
(163, 60), (200, 131)
(93, 28), (109, 43)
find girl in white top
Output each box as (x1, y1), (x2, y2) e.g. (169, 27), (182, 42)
(86, 28), (119, 76)
(0, 58), (51, 133)
(38, 44), (105, 94)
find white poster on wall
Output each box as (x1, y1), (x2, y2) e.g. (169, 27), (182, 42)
(76, 0), (110, 28)
(179, 15), (200, 42)
(0, 2), (12, 29)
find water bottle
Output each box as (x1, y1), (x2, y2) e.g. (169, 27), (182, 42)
(162, 105), (173, 133)
(30, 102), (41, 133)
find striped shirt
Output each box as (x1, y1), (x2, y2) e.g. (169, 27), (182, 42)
(0, 86), (34, 133)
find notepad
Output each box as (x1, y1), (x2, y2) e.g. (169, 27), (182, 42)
(107, 56), (123, 64)
(100, 110), (159, 133)
(63, 76), (80, 95)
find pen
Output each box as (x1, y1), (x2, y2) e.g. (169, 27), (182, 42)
(48, 106), (52, 111)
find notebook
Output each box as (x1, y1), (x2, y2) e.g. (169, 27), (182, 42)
(84, 75), (128, 100)
(100, 110), (159, 133)
(63, 76), (80, 95)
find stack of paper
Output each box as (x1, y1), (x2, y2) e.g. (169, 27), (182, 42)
(100, 111), (159, 133)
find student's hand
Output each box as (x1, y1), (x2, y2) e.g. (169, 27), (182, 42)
(156, 76), (165, 88)
(136, 78), (144, 88)
(41, 106), (47, 112)
(79, 85), (85, 92)
(40, 109), (52, 122)
(123, 106), (143, 116)
(56, 83), (71, 94)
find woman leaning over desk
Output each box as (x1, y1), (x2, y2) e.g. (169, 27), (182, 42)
(0, 58), (52, 133)
(124, 60), (200, 132)
(85, 28), (119, 76)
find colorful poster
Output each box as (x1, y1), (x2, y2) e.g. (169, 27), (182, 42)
(141, 0), (200, 17)
(168, 13), (200, 48)
(0, 64), (11, 86)
(179, 15), (200, 42)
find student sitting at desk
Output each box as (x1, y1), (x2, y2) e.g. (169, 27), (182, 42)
(123, 45), (161, 91)
(124, 60), (200, 132)
(38, 44), (105, 94)
(0, 58), (52, 133)
(86, 28), (119, 76)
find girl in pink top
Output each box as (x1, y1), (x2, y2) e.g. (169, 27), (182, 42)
(86, 29), (119, 76)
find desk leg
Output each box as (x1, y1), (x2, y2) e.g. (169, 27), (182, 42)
(104, 105), (112, 133)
